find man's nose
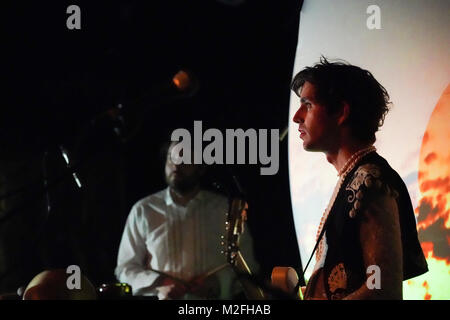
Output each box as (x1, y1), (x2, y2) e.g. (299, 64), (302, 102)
(293, 107), (303, 124)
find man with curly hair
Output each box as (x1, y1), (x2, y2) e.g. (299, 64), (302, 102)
(291, 57), (428, 300)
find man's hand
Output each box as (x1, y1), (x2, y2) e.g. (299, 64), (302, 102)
(156, 274), (219, 299)
(156, 277), (189, 300)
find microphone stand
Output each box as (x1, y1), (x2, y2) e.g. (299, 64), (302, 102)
(42, 151), (51, 217)
(218, 167), (297, 299)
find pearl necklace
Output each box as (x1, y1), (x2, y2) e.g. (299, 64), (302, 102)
(337, 146), (377, 177)
(315, 146), (376, 262)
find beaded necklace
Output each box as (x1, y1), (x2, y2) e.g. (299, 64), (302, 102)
(315, 146), (376, 262)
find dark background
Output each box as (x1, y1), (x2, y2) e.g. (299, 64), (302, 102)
(1, 0), (303, 293)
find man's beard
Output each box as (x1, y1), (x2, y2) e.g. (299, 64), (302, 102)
(166, 174), (200, 195)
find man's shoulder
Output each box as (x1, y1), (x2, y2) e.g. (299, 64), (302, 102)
(347, 163), (384, 191)
(344, 155), (404, 218)
(200, 189), (227, 200)
(346, 153), (403, 194)
(131, 189), (168, 212)
(199, 189), (229, 206)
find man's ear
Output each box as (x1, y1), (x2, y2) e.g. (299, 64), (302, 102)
(337, 102), (350, 125)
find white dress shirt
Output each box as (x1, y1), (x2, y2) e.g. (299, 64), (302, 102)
(115, 187), (258, 299)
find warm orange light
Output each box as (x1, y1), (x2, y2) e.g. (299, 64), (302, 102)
(172, 70), (191, 91)
(406, 84), (450, 300)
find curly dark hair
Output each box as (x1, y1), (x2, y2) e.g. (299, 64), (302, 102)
(291, 56), (391, 144)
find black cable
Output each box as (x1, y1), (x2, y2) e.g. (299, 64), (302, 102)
(292, 218), (329, 297)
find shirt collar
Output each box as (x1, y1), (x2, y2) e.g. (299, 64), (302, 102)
(164, 187), (205, 207)
(164, 187), (174, 206)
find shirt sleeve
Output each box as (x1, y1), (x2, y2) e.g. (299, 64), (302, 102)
(114, 204), (161, 295)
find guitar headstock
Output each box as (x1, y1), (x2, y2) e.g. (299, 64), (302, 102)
(221, 198), (248, 265)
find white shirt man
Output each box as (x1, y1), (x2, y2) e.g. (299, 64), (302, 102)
(115, 142), (258, 299)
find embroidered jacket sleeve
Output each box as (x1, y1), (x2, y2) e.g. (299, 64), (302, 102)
(343, 164), (403, 299)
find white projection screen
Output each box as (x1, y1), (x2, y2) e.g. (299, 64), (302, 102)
(288, 0), (449, 299)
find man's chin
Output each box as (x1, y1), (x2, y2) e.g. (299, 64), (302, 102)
(302, 142), (321, 152)
(170, 182), (198, 195)
(302, 141), (313, 151)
